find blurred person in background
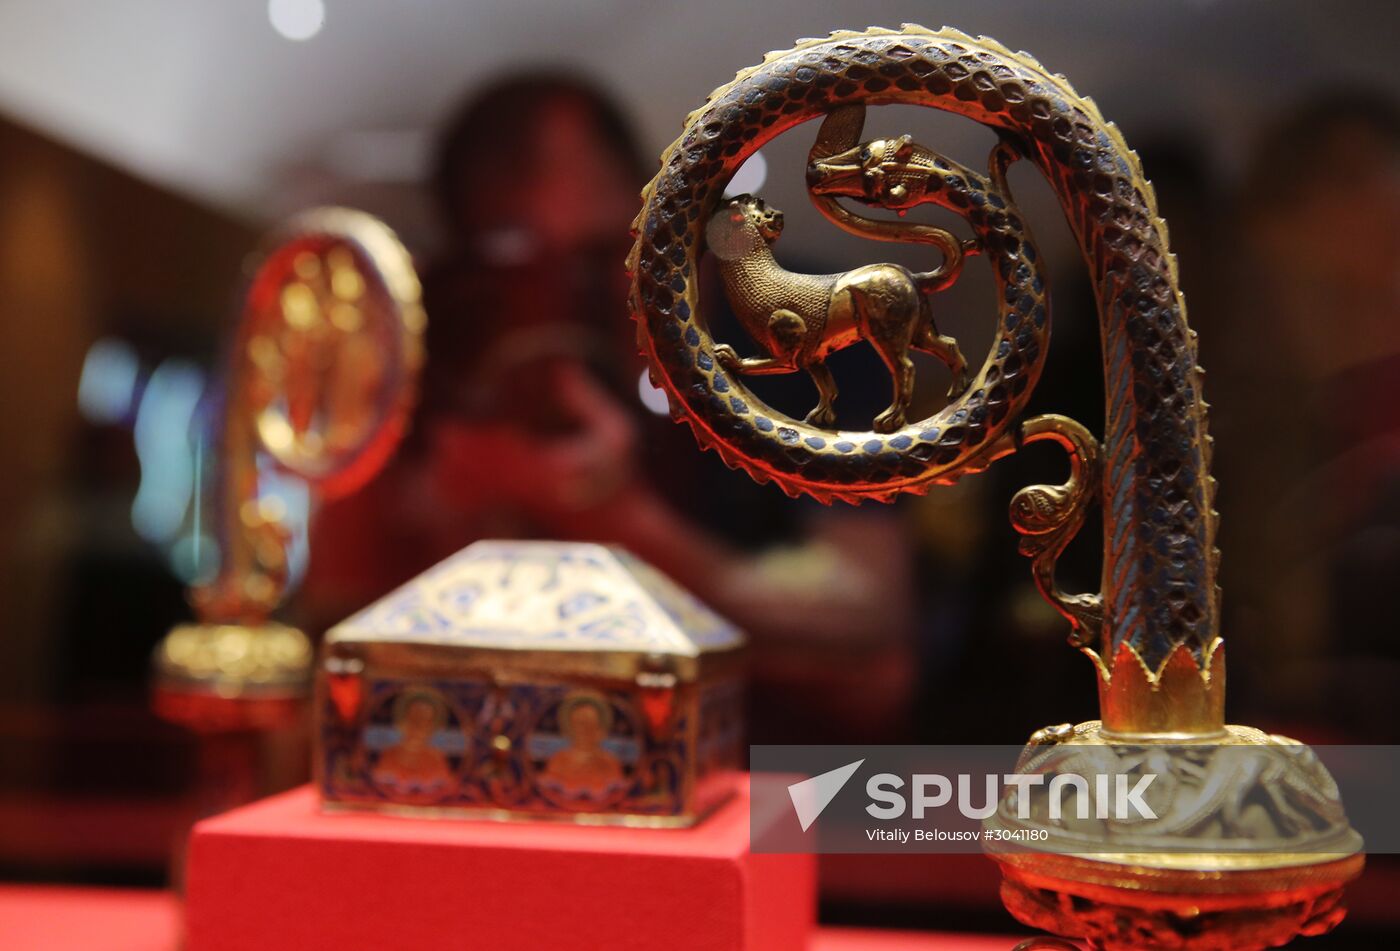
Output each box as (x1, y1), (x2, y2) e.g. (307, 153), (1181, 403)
(302, 75), (921, 743)
(1218, 92), (1400, 742)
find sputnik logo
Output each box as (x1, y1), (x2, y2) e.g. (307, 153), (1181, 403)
(787, 759), (864, 831)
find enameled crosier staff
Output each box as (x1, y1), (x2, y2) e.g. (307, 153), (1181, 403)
(628, 25), (1363, 950)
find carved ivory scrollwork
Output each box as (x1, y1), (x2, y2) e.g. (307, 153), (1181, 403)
(1008, 415), (1103, 646)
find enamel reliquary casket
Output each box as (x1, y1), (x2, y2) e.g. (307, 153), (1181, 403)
(316, 540), (745, 825)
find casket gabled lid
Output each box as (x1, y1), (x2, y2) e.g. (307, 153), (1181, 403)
(326, 540), (744, 680)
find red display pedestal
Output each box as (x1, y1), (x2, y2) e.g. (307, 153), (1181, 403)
(186, 775), (813, 951)
(0, 886), (180, 951)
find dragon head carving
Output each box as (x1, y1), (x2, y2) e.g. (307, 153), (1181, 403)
(807, 133), (925, 207)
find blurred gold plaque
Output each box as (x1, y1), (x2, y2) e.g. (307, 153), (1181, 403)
(153, 207), (424, 731)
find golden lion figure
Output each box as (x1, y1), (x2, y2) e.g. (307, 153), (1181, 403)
(705, 194), (968, 433)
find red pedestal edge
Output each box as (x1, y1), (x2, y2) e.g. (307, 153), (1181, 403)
(186, 773), (814, 951)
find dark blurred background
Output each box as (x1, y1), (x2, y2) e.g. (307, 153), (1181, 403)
(0, 0), (1396, 944)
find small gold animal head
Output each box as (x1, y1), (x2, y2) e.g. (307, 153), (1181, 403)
(705, 195), (785, 259)
(808, 134), (918, 207)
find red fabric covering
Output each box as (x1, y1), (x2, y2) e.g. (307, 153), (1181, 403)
(821, 852), (1004, 905)
(0, 885), (1027, 951)
(812, 928), (1026, 950)
(0, 886), (180, 951)
(185, 779), (814, 951)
